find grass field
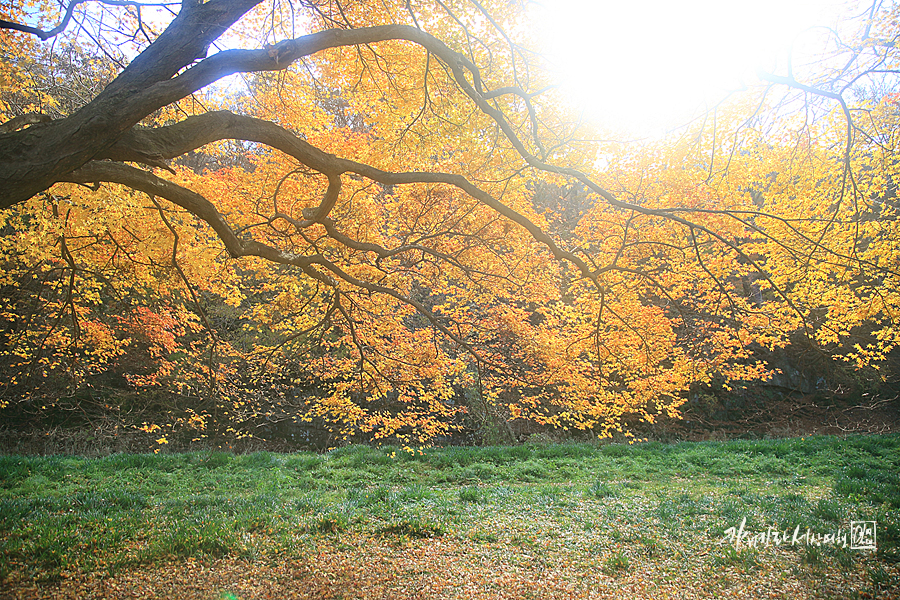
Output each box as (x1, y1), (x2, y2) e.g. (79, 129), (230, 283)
(1, 435), (899, 599)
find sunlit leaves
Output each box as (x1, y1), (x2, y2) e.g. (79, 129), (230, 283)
(2, 0), (899, 443)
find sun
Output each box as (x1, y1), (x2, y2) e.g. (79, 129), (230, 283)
(532, 0), (852, 135)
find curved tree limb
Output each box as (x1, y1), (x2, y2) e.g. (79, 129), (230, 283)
(60, 160), (507, 370)
(96, 109), (812, 332)
(95, 110), (599, 282)
(0, 0), (263, 207)
(2, 0), (882, 367)
(61, 161), (316, 266)
(0, 0), (84, 40)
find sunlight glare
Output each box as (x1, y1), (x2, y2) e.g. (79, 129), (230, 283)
(533, 0), (850, 135)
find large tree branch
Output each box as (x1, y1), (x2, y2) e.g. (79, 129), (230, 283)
(0, 2), (829, 341)
(61, 161), (311, 266)
(0, 0), (262, 208)
(97, 108), (814, 334)
(0, 18), (547, 210)
(128, 25), (485, 122)
(61, 161), (501, 369)
(97, 110), (599, 283)
(0, 19), (549, 209)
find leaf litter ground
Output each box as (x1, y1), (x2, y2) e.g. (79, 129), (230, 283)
(1, 436), (899, 598)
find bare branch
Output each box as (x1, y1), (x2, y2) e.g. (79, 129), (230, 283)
(0, 0), (84, 40)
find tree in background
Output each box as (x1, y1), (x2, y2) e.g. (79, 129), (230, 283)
(1, 0), (898, 445)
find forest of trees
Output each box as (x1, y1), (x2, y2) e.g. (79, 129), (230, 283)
(1, 0), (899, 449)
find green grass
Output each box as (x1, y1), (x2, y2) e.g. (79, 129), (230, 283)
(1, 434), (898, 587)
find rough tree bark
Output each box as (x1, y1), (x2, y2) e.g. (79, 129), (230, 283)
(0, 0), (261, 207)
